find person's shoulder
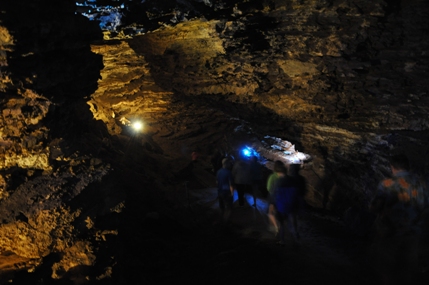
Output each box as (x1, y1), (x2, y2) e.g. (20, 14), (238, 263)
(283, 175), (302, 186)
(217, 167), (226, 174)
(277, 176), (288, 184)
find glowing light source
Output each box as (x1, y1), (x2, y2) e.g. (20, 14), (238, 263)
(241, 146), (259, 159)
(132, 121), (143, 131)
(242, 148), (251, 157)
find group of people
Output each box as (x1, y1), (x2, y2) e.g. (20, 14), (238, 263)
(215, 154), (264, 221)
(215, 150), (429, 283)
(215, 152), (307, 246)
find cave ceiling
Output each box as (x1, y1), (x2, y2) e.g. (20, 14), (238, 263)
(0, 0), (429, 283)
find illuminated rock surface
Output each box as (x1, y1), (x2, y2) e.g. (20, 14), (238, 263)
(0, 0), (428, 284)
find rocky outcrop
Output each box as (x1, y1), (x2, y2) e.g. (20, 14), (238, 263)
(0, 0), (117, 281)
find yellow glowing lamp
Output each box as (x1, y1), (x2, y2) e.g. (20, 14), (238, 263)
(132, 121), (143, 131)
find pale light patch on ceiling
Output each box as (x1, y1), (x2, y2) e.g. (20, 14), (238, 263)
(140, 19), (225, 58)
(258, 93), (321, 121)
(277, 59), (319, 78)
(315, 125), (361, 140)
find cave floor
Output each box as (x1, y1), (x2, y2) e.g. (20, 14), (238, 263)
(181, 186), (375, 285)
(7, 143), (428, 285)
(169, 185), (427, 285)
(115, 163), (418, 285)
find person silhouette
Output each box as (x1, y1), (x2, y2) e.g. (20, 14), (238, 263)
(249, 155), (262, 207)
(270, 163), (303, 245)
(216, 158), (235, 223)
(369, 154), (427, 284)
(232, 155), (252, 207)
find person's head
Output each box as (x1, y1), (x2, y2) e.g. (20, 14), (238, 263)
(222, 158), (231, 168)
(273, 160), (287, 175)
(288, 164), (301, 176)
(389, 154), (409, 172)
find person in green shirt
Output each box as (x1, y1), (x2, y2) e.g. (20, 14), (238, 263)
(267, 161), (285, 194)
(266, 160), (287, 234)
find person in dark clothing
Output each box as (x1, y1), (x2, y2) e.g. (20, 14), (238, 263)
(210, 148), (224, 174)
(270, 163), (305, 245)
(216, 158), (235, 223)
(249, 155), (263, 207)
(288, 164), (307, 214)
(232, 156), (252, 207)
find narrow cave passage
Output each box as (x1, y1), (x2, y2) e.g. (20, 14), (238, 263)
(82, 91), (382, 285)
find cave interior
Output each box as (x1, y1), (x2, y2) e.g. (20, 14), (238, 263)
(0, 0), (428, 284)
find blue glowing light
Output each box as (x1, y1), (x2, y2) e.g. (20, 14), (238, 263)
(241, 146), (259, 159)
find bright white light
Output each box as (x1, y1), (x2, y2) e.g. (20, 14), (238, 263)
(132, 121), (143, 131)
(295, 152), (308, 160)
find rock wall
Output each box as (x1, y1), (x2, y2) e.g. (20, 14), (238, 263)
(0, 0), (117, 281)
(0, 0), (429, 282)
(90, 0), (429, 212)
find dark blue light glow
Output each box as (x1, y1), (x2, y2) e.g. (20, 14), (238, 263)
(241, 146), (259, 159)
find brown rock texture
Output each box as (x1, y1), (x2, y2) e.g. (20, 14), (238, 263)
(0, 0), (428, 283)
